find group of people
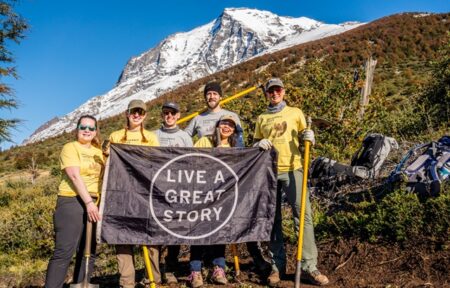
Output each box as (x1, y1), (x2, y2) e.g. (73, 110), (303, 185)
(44, 78), (329, 288)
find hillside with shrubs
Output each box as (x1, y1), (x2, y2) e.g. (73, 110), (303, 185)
(0, 13), (448, 287)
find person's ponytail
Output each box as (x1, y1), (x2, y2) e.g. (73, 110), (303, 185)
(120, 118), (130, 143)
(140, 124), (148, 143)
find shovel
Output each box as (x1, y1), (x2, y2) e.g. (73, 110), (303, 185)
(294, 117), (313, 288)
(70, 220), (99, 288)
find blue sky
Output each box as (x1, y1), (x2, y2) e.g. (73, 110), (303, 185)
(1, 0), (449, 149)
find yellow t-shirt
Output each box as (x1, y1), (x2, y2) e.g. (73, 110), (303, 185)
(109, 128), (160, 146)
(58, 141), (104, 197)
(194, 136), (231, 148)
(254, 106), (306, 172)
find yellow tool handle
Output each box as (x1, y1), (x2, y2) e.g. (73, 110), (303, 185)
(176, 86), (258, 125)
(231, 244), (241, 276)
(295, 117), (313, 288)
(143, 246), (156, 288)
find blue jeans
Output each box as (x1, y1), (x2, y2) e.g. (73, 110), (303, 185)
(190, 245), (226, 271)
(269, 170), (318, 274)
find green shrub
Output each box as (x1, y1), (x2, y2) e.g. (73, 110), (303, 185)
(50, 166), (61, 177)
(0, 177), (56, 258)
(5, 179), (29, 190)
(367, 191), (424, 242)
(0, 192), (11, 207)
(315, 189), (450, 243)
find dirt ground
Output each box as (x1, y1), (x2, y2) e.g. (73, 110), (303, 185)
(20, 237), (447, 288)
(308, 239), (449, 288)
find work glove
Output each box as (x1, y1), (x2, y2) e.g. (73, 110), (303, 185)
(253, 139), (273, 150)
(301, 129), (315, 146)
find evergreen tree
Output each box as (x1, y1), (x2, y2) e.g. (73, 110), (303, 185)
(0, 0), (27, 143)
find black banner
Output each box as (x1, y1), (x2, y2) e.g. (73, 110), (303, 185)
(98, 144), (277, 245)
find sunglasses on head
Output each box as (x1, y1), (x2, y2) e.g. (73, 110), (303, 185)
(267, 87), (283, 94)
(163, 110), (177, 116)
(219, 120), (235, 128)
(128, 108), (146, 116)
(78, 125), (96, 131)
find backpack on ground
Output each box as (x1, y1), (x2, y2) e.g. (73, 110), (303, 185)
(310, 133), (398, 194)
(350, 133), (399, 178)
(388, 136), (450, 197)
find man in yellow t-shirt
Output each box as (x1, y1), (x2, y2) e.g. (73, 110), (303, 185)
(254, 78), (329, 286)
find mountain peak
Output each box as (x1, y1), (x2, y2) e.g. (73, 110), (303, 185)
(222, 7), (322, 30)
(24, 8), (362, 145)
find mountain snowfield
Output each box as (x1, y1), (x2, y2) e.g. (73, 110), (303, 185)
(24, 8), (363, 144)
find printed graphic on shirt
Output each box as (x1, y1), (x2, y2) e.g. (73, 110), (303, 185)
(265, 121), (288, 139)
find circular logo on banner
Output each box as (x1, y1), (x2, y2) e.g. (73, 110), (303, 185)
(149, 153), (239, 239)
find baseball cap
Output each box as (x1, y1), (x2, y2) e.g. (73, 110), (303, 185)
(128, 99), (146, 110)
(265, 78), (284, 91)
(219, 114), (238, 126)
(162, 101), (180, 112)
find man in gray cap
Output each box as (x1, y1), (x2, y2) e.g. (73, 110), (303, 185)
(185, 81), (244, 147)
(253, 78), (329, 286)
(154, 101), (193, 284)
(156, 101), (193, 148)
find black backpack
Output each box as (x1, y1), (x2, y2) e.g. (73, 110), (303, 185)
(351, 133), (399, 178)
(388, 136), (450, 197)
(310, 133), (398, 193)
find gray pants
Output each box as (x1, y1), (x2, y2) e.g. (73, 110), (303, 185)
(269, 170), (318, 274)
(45, 196), (96, 288)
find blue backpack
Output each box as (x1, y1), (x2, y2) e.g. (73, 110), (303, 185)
(388, 136), (450, 197)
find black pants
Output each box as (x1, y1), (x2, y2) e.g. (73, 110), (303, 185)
(165, 245), (181, 272)
(45, 196), (97, 288)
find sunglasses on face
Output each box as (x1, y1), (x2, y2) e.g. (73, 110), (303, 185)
(267, 87), (283, 94)
(219, 120), (235, 128)
(78, 125), (96, 131)
(128, 108), (146, 116)
(163, 110), (177, 116)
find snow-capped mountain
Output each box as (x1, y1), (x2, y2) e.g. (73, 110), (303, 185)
(24, 8), (362, 144)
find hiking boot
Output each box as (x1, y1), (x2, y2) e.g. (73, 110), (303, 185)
(188, 271), (203, 288)
(141, 278), (160, 288)
(254, 259), (272, 275)
(301, 270), (329, 286)
(211, 266), (228, 285)
(267, 271), (280, 286)
(164, 272), (178, 284)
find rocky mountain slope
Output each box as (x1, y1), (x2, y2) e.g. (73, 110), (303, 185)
(24, 8), (361, 144)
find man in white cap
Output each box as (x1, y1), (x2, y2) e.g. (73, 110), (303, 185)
(254, 78), (329, 286)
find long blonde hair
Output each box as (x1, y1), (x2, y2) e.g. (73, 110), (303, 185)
(120, 116), (149, 143)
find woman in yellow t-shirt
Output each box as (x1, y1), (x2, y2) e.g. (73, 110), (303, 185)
(108, 99), (160, 288)
(108, 99), (159, 147)
(188, 114), (238, 287)
(45, 115), (104, 288)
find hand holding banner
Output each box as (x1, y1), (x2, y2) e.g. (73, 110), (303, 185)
(98, 144), (277, 245)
